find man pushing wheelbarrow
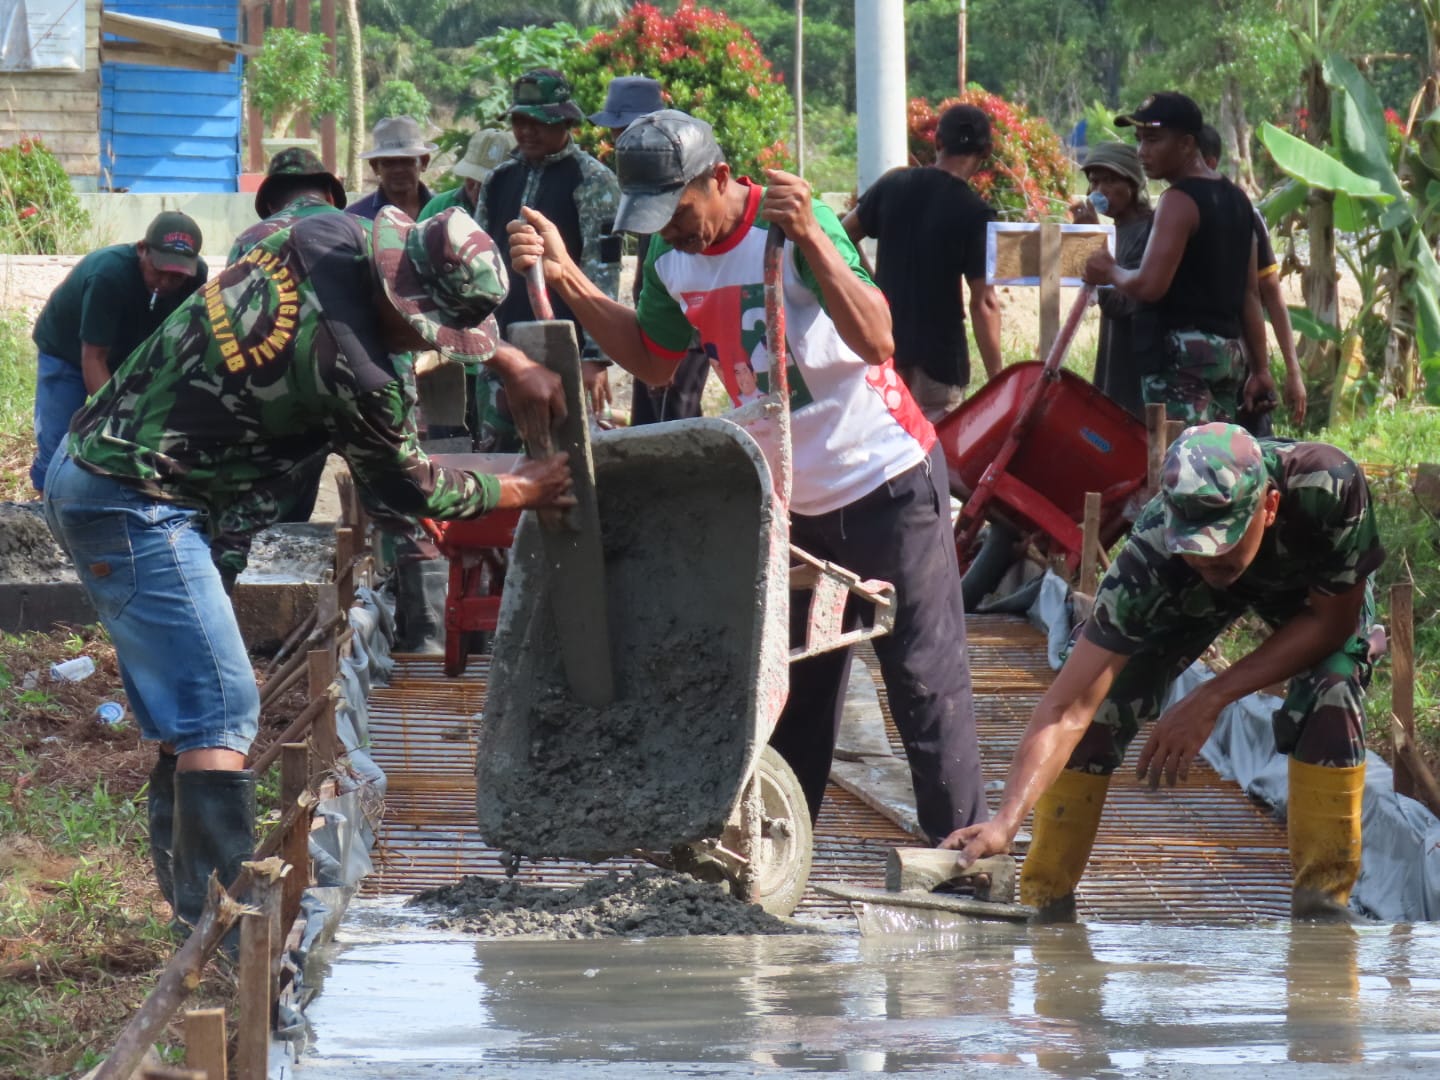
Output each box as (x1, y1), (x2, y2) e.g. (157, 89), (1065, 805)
(506, 110), (988, 843)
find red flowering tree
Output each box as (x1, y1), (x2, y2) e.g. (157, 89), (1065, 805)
(0, 136), (89, 255)
(564, 2), (793, 177)
(907, 91), (1070, 221)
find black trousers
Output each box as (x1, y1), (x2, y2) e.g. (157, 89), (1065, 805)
(768, 445), (988, 842)
(630, 345), (710, 425)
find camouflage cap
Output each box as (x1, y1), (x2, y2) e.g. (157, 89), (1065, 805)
(372, 206), (508, 367)
(507, 68), (584, 125)
(255, 147), (347, 217)
(1161, 423), (1267, 556)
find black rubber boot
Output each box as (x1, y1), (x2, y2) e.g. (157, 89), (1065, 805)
(394, 559), (447, 655)
(148, 752), (178, 908)
(171, 769), (256, 932)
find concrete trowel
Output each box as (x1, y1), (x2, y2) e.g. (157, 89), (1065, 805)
(817, 849), (1035, 925)
(505, 264), (614, 707)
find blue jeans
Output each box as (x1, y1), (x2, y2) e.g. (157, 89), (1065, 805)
(42, 448), (260, 754)
(31, 351), (88, 492)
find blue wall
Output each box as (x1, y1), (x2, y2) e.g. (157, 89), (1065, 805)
(101, 2), (242, 192)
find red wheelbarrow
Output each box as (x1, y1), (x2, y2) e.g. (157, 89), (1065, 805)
(934, 288), (1148, 573)
(420, 453), (523, 678)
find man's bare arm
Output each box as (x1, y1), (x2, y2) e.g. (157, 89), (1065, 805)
(839, 209), (877, 278)
(80, 343), (111, 395)
(1259, 271), (1306, 424)
(967, 277), (1003, 379)
(1084, 188), (1198, 303)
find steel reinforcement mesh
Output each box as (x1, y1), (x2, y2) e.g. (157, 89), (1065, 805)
(362, 615), (1292, 922)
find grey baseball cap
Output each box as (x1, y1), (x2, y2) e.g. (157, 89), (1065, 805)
(612, 110), (724, 234)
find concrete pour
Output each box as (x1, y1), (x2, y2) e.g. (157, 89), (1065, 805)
(411, 867), (804, 939)
(477, 423), (773, 858)
(0, 502), (69, 582)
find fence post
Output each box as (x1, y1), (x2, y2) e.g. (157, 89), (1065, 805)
(1146, 402), (1167, 498)
(1037, 222), (1062, 361)
(281, 743), (311, 933)
(335, 527), (358, 611)
(1079, 491), (1102, 597)
(183, 1008), (227, 1080)
(307, 647), (339, 772)
(235, 862), (285, 1080)
(1392, 580), (1416, 799)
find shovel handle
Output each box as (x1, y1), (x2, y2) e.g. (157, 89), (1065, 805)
(526, 262), (556, 321)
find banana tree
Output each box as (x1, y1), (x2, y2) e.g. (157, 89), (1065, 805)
(1259, 53), (1440, 408)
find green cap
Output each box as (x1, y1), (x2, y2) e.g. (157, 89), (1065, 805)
(453, 129), (516, 183)
(507, 68), (584, 125)
(372, 206), (508, 367)
(255, 147), (347, 217)
(1161, 423), (1267, 557)
(143, 211), (202, 275)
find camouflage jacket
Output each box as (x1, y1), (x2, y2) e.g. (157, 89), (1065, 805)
(226, 193), (343, 263)
(1087, 439), (1385, 654)
(68, 212), (500, 537)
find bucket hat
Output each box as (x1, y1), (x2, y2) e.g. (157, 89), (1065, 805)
(589, 76), (665, 129)
(371, 206), (508, 366)
(255, 147), (347, 218)
(360, 116), (439, 160)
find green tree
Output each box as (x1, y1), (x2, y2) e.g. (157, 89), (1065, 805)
(247, 27), (347, 138)
(460, 23), (587, 127)
(369, 79), (432, 126)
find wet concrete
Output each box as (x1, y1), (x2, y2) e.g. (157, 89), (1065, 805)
(293, 899), (1440, 1077)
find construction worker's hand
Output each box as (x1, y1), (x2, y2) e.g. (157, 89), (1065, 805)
(582, 361), (611, 417)
(938, 818), (1016, 867)
(508, 208), (574, 286)
(1082, 247), (1117, 287)
(1070, 198), (1099, 225)
(1283, 366), (1307, 426)
(489, 343), (567, 444)
(1243, 370), (1278, 416)
(761, 169), (821, 246)
(496, 452), (576, 510)
(1136, 690), (1221, 789)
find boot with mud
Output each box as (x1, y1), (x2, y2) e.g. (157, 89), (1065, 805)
(147, 751), (178, 908)
(171, 769), (256, 934)
(393, 558), (448, 655)
(1019, 769), (1110, 923)
(1288, 757), (1365, 922)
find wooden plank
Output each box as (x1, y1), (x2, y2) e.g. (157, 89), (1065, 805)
(1392, 580), (1416, 799)
(1079, 490), (1102, 596)
(0, 87), (100, 109)
(183, 1008), (228, 1080)
(234, 875), (279, 1080)
(102, 42), (236, 74)
(280, 743), (310, 934)
(1037, 222), (1062, 361)
(1146, 402), (1168, 497)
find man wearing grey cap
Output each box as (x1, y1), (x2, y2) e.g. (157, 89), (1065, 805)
(508, 109), (989, 844)
(348, 115), (438, 221)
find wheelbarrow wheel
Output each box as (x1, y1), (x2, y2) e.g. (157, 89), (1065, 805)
(746, 746), (813, 917)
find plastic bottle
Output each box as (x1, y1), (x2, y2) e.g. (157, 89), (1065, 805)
(1087, 190), (1111, 217)
(50, 656), (95, 682)
(95, 702), (126, 726)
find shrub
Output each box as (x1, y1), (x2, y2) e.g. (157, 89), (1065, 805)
(0, 136), (89, 255)
(563, 2), (793, 177)
(369, 79), (432, 127)
(248, 27), (346, 137)
(461, 23), (587, 129)
(907, 90), (1071, 221)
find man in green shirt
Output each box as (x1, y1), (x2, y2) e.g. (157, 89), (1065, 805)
(30, 211), (207, 490)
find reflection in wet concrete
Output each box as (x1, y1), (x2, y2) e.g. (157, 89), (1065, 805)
(294, 900), (1440, 1077)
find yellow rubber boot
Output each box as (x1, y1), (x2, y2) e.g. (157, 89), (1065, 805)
(1288, 758), (1365, 922)
(1019, 769), (1110, 921)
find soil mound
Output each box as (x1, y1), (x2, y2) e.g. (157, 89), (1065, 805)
(412, 868), (806, 939)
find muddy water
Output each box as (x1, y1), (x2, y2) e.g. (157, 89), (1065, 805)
(293, 899), (1440, 1077)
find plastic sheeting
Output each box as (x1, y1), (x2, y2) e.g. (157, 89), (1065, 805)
(1026, 569), (1440, 922)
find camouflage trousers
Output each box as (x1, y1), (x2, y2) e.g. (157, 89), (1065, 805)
(1068, 584), (1375, 774)
(471, 369), (522, 453)
(1141, 329), (1248, 425)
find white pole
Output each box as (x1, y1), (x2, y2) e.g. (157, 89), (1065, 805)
(796, 0), (805, 175)
(854, 0), (907, 193)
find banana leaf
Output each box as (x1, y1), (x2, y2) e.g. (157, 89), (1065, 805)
(1260, 179), (1309, 226)
(1288, 305), (1342, 345)
(1323, 54), (1410, 230)
(1257, 122), (1392, 202)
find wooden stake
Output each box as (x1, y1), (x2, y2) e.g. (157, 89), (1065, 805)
(140, 1068), (205, 1080)
(280, 743), (311, 933)
(1165, 418), (1187, 447)
(1038, 222), (1062, 362)
(1079, 491), (1102, 597)
(1391, 580), (1416, 799)
(335, 527), (357, 610)
(235, 863), (284, 1080)
(307, 647), (340, 769)
(183, 1008), (227, 1080)
(1146, 402), (1168, 497)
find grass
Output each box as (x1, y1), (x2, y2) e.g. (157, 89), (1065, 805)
(0, 305), (36, 501)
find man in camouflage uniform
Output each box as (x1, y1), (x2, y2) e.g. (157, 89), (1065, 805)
(944, 424), (1383, 922)
(475, 68), (621, 447)
(43, 207), (573, 934)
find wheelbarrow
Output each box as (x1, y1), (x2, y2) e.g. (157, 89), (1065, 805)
(934, 287), (1149, 577)
(474, 229), (897, 915)
(418, 454), (523, 678)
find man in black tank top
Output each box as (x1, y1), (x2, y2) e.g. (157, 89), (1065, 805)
(1082, 92), (1275, 424)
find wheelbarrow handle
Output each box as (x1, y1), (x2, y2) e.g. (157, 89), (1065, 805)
(1040, 284), (1097, 376)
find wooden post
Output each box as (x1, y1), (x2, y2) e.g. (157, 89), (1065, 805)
(245, 3), (264, 172)
(1146, 402), (1168, 497)
(320, 0), (338, 175)
(1392, 580), (1416, 799)
(295, 0), (312, 140)
(235, 864), (284, 1080)
(1165, 418), (1187, 447)
(183, 1008), (228, 1080)
(141, 1069), (206, 1080)
(280, 743), (311, 932)
(1038, 222), (1062, 361)
(307, 646), (340, 769)
(1079, 491), (1102, 597)
(335, 527), (357, 610)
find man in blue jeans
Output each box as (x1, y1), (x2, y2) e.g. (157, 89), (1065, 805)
(29, 211), (207, 490)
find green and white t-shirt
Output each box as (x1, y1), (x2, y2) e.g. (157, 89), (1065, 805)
(635, 180), (934, 516)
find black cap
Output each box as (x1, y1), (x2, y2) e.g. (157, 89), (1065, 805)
(1115, 92), (1203, 135)
(143, 211), (202, 275)
(612, 110), (724, 234)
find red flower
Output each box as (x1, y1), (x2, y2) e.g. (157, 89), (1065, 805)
(19, 205), (38, 219)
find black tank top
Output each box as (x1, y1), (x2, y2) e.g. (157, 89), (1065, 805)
(1158, 177), (1255, 339)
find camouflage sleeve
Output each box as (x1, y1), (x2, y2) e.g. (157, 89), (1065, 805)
(1084, 500), (1193, 655)
(1283, 446), (1385, 594)
(575, 154), (621, 304)
(329, 380), (501, 519)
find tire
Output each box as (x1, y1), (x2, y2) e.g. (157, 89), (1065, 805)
(748, 745), (813, 917)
